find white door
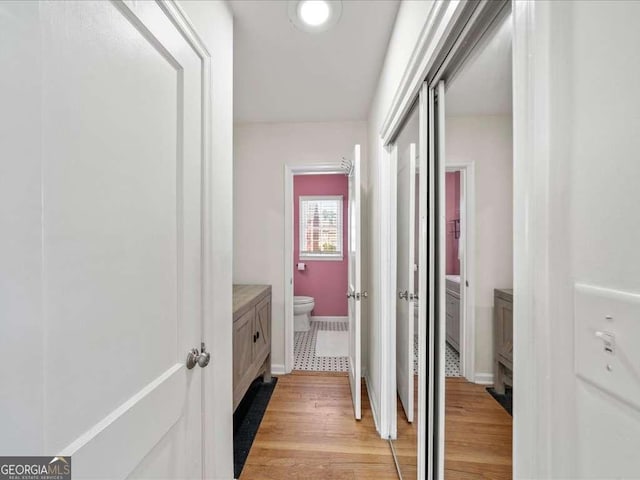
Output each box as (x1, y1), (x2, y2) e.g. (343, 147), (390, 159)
(0, 1), (208, 478)
(347, 145), (362, 420)
(396, 143), (417, 422)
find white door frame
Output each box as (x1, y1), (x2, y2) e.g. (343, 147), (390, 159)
(283, 163), (345, 374)
(444, 163), (476, 382)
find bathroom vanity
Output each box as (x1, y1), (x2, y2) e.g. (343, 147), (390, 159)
(445, 275), (461, 351)
(233, 284), (272, 411)
(493, 288), (513, 394)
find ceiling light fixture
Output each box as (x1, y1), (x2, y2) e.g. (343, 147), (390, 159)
(288, 0), (342, 33)
(299, 0), (330, 26)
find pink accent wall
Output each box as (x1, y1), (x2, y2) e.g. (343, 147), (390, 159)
(446, 171), (461, 275)
(294, 174), (348, 316)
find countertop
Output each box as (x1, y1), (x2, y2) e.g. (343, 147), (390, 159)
(495, 288), (513, 301)
(233, 284), (271, 317)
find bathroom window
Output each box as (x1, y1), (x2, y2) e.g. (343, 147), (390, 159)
(299, 195), (343, 260)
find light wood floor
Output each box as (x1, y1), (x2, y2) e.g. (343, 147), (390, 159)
(242, 374), (512, 480)
(395, 377), (513, 480)
(240, 372), (398, 480)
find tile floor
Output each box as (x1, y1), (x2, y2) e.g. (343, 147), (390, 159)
(412, 334), (461, 377)
(294, 321), (461, 376)
(294, 320), (349, 372)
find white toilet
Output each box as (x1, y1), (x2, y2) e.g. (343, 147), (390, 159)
(294, 296), (315, 332)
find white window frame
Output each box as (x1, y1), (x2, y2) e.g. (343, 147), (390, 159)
(298, 195), (343, 261)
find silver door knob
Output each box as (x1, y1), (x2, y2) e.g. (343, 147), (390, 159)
(409, 293), (418, 301)
(186, 343), (210, 369)
(198, 343), (211, 368)
(346, 291), (354, 298)
(186, 348), (199, 369)
(398, 290), (408, 300)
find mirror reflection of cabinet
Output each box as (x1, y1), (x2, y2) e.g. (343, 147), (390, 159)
(445, 280), (461, 351)
(494, 288), (513, 394)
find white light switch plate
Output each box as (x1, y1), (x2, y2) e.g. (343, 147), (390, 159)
(575, 284), (640, 412)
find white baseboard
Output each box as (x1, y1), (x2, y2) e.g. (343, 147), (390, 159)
(271, 363), (286, 375)
(310, 316), (348, 323)
(364, 374), (380, 434)
(474, 372), (494, 385)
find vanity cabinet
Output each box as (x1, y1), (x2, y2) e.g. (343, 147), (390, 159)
(445, 279), (461, 352)
(233, 284), (271, 411)
(494, 288), (513, 394)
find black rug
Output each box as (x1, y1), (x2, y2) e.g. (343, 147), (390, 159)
(486, 386), (513, 416)
(233, 376), (278, 479)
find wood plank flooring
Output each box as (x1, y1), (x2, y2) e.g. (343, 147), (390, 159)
(444, 378), (512, 479)
(242, 374), (512, 480)
(394, 377), (512, 480)
(240, 372), (398, 480)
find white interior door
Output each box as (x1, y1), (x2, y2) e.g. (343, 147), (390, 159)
(396, 143), (417, 422)
(0, 1), (207, 478)
(348, 145), (362, 420)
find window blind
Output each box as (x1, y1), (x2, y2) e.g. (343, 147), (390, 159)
(299, 195), (343, 258)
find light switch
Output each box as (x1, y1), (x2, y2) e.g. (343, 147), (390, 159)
(575, 284), (640, 412)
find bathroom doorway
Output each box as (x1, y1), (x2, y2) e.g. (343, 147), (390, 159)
(444, 165), (475, 381)
(282, 153), (362, 388)
(291, 172), (350, 373)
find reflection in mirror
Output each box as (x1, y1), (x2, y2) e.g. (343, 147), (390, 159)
(440, 9), (514, 478)
(390, 102), (420, 479)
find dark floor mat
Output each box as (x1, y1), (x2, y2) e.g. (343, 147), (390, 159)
(486, 386), (513, 416)
(233, 376), (278, 479)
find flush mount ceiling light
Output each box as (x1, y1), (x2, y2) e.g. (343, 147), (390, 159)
(288, 0), (342, 33)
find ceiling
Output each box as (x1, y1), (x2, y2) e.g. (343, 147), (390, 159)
(230, 0), (400, 123)
(446, 15), (512, 116)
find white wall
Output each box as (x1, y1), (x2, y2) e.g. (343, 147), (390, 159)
(366, 0), (435, 435)
(445, 115), (513, 378)
(233, 121), (368, 372)
(531, 1), (640, 477)
(179, 2), (234, 478)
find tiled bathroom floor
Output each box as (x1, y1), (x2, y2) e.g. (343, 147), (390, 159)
(413, 334), (461, 377)
(294, 320), (349, 372)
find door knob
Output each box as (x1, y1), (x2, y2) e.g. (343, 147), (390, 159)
(346, 291), (354, 299)
(398, 290), (408, 300)
(197, 343), (210, 368)
(186, 342), (210, 369)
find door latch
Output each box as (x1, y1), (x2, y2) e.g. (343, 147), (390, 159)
(186, 342), (211, 369)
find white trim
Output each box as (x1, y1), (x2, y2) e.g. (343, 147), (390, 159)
(380, 1), (467, 145)
(364, 374), (381, 435)
(299, 255), (344, 262)
(310, 316), (348, 323)
(377, 140), (396, 440)
(473, 372), (495, 385)
(435, 80), (447, 480)
(445, 163), (476, 383)
(417, 83), (430, 480)
(284, 163), (346, 375)
(154, 2), (226, 479)
(270, 364), (286, 376)
(512, 1), (552, 477)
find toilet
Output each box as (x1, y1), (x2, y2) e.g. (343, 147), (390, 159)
(294, 296), (315, 332)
